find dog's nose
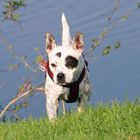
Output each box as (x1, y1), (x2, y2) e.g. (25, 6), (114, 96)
(57, 73), (65, 83)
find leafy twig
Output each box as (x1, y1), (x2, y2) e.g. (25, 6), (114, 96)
(85, 0), (139, 57)
(0, 82), (45, 120)
(0, 34), (38, 73)
(0, 82), (5, 89)
(2, 0), (26, 22)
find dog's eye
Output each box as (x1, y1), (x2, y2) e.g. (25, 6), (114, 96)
(51, 63), (56, 68)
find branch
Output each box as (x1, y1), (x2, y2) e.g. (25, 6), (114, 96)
(0, 82), (5, 89)
(0, 82), (45, 120)
(84, 0), (120, 56)
(0, 34), (38, 73)
(85, 0), (138, 57)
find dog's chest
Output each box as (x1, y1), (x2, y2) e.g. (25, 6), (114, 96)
(45, 70), (90, 102)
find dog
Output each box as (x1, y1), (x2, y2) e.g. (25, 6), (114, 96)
(42, 13), (91, 120)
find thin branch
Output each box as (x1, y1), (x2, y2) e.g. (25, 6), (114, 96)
(0, 69), (9, 72)
(84, 27), (112, 56)
(0, 34), (38, 73)
(0, 81), (67, 119)
(84, 0), (120, 56)
(0, 82), (45, 120)
(84, 0), (138, 57)
(107, 0), (120, 23)
(0, 82), (5, 89)
(86, 56), (99, 61)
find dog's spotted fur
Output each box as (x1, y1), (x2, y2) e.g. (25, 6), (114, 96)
(65, 55), (78, 69)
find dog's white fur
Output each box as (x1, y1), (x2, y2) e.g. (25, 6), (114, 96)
(44, 13), (91, 120)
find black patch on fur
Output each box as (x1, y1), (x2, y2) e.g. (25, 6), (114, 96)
(65, 55), (78, 69)
(56, 52), (61, 57)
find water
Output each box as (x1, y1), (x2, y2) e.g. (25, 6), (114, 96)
(0, 0), (140, 118)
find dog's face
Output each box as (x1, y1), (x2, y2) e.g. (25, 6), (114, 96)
(45, 32), (85, 85)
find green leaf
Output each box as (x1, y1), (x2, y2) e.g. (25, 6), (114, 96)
(105, 46), (111, 50)
(114, 41), (121, 49)
(92, 38), (98, 43)
(35, 55), (42, 63)
(102, 46), (111, 56)
(137, 2), (140, 8)
(12, 14), (19, 21)
(102, 49), (110, 56)
(3, 11), (7, 15)
(4, 5), (10, 8)
(92, 38), (99, 49)
(121, 16), (128, 22)
(13, 105), (21, 112)
(21, 101), (29, 108)
(101, 32), (105, 38)
(20, 85), (24, 91)
(34, 47), (39, 52)
(19, 0), (26, 7)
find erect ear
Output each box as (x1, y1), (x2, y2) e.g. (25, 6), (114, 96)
(73, 32), (84, 53)
(45, 32), (56, 53)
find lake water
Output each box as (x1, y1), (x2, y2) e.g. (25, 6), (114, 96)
(0, 0), (140, 118)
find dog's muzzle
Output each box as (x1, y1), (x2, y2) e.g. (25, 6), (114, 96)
(57, 72), (65, 83)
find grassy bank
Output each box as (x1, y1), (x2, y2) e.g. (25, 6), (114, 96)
(0, 101), (140, 140)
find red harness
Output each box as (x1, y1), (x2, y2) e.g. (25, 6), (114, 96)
(41, 60), (86, 103)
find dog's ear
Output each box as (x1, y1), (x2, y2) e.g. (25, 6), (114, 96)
(73, 32), (84, 54)
(45, 32), (56, 53)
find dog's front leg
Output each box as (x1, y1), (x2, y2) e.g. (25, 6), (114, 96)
(46, 94), (59, 120)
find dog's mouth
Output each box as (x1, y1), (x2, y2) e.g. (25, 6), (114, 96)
(57, 78), (78, 87)
(57, 79), (73, 86)
(57, 80), (66, 85)
(57, 74), (75, 86)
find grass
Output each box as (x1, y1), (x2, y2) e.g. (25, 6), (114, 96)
(0, 101), (140, 140)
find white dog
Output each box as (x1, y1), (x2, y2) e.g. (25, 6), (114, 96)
(41, 13), (91, 120)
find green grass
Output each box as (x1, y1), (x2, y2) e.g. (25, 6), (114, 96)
(0, 101), (140, 140)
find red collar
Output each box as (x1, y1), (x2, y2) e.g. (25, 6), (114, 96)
(41, 60), (87, 103)
(41, 60), (53, 79)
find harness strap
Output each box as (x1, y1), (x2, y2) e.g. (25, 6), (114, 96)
(66, 86), (79, 103)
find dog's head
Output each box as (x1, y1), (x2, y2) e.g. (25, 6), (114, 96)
(45, 13), (85, 85)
